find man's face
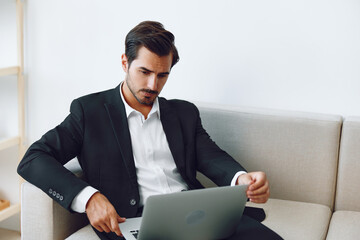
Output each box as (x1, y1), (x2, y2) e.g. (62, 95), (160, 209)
(122, 46), (172, 106)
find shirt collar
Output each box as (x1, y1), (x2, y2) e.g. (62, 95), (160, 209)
(120, 81), (161, 119)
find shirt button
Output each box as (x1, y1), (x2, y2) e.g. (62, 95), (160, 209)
(130, 199), (137, 206)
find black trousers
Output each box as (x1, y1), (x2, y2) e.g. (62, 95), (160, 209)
(225, 215), (283, 240)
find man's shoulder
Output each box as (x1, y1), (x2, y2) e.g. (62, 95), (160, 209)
(159, 97), (197, 109)
(159, 97), (199, 116)
(69, 85), (120, 114)
(75, 87), (117, 104)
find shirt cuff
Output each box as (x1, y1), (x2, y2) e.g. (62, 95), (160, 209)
(70, 186), (99, 213)
(230, 171), (248, 186)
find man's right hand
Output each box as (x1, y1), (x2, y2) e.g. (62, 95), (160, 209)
(85, 192), (126, 237)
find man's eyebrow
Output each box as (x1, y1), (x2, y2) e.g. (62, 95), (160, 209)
(139, 67), (169, 75)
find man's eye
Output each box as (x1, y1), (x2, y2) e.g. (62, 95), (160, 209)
(140, 71), (149, 75)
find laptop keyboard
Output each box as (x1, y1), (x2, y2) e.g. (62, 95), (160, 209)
(130, 230), (139, 239)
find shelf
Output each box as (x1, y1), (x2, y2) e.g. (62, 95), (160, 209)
(0, 66), (20, 77)
(0, 203), (21, 222)
(0, 0), (25, 228)
(0, 227), (21, 239)
(0, 137), (20, 152)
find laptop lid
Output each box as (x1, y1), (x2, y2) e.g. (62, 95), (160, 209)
(120, 185), (248, 240)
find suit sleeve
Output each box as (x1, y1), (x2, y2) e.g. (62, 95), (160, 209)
(193, 105), (247, 186)
(17, 99), (89, 211)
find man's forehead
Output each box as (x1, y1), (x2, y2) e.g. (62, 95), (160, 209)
(130, 47), (172, 72)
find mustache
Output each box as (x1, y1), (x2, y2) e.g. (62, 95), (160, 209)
(140, 89), (159, 95)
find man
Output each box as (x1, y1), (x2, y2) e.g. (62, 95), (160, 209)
(18, 21), (281, 239)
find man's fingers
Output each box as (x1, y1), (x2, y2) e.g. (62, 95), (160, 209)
(248, 173), (267, 190)
(250, 197), (268, 203)
(111, 216), (123, 237)
(249, 189), (270, 203)
(86, 193), (126, 236)
(237, 174), (254, 185)
(93, 225), (104, 233)
(248, 180), (269, 196)
(240, 172), (270, 203)
(249, 191), (269, 199)
(117, 215), (126, 223)
(99, 223), (111, 233)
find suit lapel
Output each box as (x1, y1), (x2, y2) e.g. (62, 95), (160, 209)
(159, 98), (186, 174)
(104, 85), (138, 190)
(103, 90), (187, 189)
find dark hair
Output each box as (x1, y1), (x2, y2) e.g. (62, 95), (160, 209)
(125, 21), (179, 68)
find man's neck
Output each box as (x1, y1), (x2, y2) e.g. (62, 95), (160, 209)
(121, 82), (153, 119)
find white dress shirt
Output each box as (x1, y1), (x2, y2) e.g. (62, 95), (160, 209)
(122, 89), (190, 206)
(71, 83), (246, 213)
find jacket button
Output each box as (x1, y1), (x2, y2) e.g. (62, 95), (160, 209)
(59, 196), (64, 201)
(56, 193), (60, 198)
(52, 191), (57, 196)
(130, 199), (136, 206)
(49, 189), (53, 194)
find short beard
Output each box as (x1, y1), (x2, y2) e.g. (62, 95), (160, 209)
(126, 77), (158, 106)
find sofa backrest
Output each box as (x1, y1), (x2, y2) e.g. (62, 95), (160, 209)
(334, 117), (360, 211)
(196, 103), (342, 209)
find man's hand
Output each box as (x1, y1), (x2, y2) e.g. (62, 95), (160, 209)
(236, 171), (270, 203)
(85, 192), (126, 237)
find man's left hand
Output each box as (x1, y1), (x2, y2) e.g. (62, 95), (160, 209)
(236, 171), (270, 203)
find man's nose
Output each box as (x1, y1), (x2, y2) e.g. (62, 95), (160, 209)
(147, 74), (158, 90)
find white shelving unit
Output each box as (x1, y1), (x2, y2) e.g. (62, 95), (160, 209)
(0, 0), (25, 238)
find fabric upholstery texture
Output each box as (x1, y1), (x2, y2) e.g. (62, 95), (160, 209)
(21, 178), (88, 240)
(197, 103), (342, 209)
(334, 117), (360, 211)
(326, 211), (360, 240)
(325, 118), (360, 239)
(65, 225), (100, 240)
(246, 199), (332, 240)
(21, 182), (53, 240)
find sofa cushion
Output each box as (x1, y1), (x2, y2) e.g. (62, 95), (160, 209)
(246, 198), (332, 240)
(326, 211), (360, 240)
(66, 224), (99, 240)
(334, 117), (360, 211)
(197, 103), (342, 209)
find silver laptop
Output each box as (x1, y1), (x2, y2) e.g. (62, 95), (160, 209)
(119, 185), (248, 240)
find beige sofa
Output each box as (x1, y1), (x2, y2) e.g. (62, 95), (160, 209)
(20, 103), (360, 239)
(325, 117), (360, 240)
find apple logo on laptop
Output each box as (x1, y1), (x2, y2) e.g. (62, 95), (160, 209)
(186, 210), (206, 225)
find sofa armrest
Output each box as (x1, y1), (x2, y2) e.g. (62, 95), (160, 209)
(21, 182), (88, 240)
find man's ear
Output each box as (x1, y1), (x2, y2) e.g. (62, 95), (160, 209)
(121, 54), (129, 72)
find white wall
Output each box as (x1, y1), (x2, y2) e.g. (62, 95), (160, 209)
(25, 0), (360, 144)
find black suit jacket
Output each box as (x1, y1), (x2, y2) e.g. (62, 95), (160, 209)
(18, 85), (246, 239)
